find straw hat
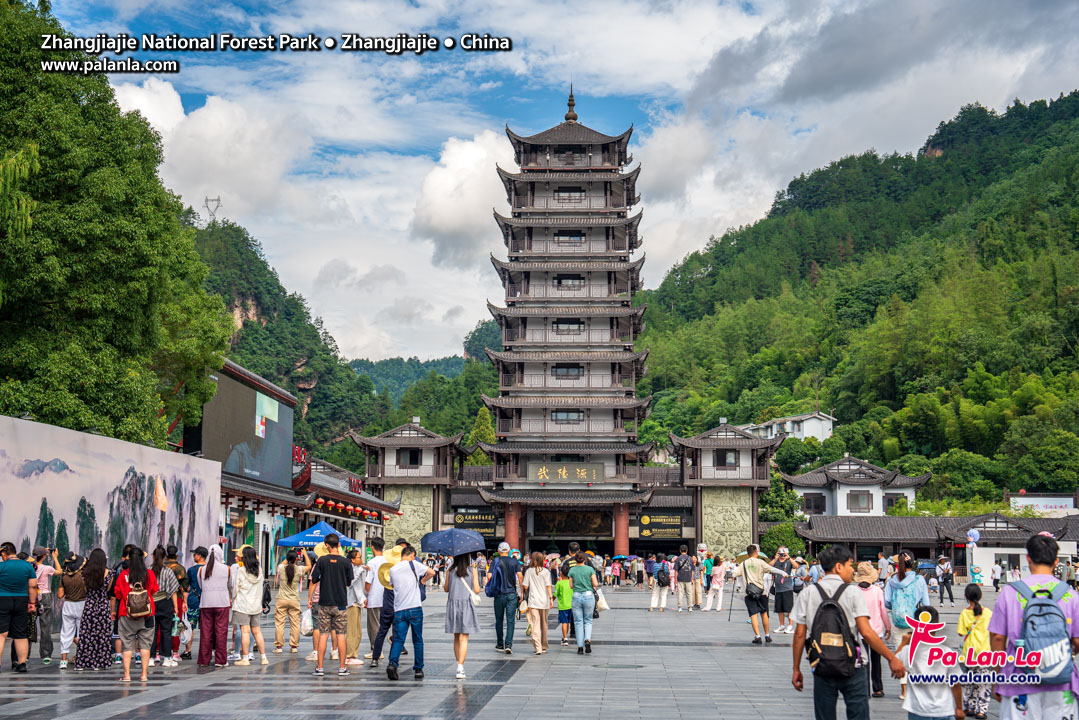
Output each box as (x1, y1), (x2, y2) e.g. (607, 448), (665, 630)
(854, 561), (879, 584)
(377, 545), (405, 590)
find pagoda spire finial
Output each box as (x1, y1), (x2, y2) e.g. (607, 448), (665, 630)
(565, 85), (577, 122)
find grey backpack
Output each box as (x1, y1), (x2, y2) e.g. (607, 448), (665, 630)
(1012, 580), (1075, 685)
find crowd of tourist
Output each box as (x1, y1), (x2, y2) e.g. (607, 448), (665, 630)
(4, 530), (1079, 720)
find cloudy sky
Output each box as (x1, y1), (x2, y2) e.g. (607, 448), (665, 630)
(54, 0), (1078, 360)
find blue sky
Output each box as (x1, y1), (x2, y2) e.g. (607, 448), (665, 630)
(51, 0), (1079, 360)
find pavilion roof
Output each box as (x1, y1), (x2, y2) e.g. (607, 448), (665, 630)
(487, 301), (645, 319)
(780, 457), (931, 489)
(670, 424), (786, 450)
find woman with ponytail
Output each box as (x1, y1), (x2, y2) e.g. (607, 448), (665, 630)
(883, 550), (931, 700)
(274, 550), (306, 653)
(957, 583), (992, 719)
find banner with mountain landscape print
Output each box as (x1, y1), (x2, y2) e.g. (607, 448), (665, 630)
(0, 416), (220, 563)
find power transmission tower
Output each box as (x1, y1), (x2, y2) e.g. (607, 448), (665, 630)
(203, 196), (221, 222)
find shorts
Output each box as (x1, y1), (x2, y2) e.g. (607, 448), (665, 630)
(774, 591), (794, 614)
(187, 608), (200, 629)
(231, 611), (261, 627)
(118, 615), (156, 652)
(558, 609), (573, 624)
(317, 605), (348, 634)
(0, 596), (30, 639)
(744, 593), (769, 617)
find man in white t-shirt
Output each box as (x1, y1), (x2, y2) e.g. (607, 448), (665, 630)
(897, 605), (962, 719)
(991, 560), (1003, 592)
(876, 552), (892, 586)
(385, 545), (434, 681)
(363, 538), (386, 664)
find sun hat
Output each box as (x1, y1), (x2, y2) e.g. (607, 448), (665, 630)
(853, 561), (879, 584)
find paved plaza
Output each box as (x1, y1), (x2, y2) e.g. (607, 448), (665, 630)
(4, 585), (1001, 720)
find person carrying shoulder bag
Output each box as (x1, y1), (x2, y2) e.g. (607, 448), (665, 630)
(733, 544), (789, 645)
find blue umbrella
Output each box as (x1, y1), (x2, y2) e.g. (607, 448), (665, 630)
(917, 562), (936, 570)
(420, 528), (486, 557)
(275, 520), (361, 548)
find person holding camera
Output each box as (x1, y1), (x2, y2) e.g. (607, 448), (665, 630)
(734, 544), (789, 644)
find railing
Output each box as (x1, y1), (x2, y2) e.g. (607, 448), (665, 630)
(512, 196), (626, 210)
(509, 239), (630, 255)
(640, 467), (683, 486)
(500, 373), (633, 389)
(456, 466), (495, 486)
(370, 464), (451, 478)
(519, 153), (619, 168)
(505, 283), (629, 300)
(503, 329), (633, 344)
(497, 419), (638, 434)
(684, 466), (768, 481)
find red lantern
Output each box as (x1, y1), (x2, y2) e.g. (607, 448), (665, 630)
(396, 511), (404, 516)
(315, 498), (325, 507)
(346, 505), (354, 513)
(336, 502), (345, 511)
(363, 509), (372, 517)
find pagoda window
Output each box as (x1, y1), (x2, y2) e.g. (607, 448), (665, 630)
(551, 363), (583, 378)
(552, 319), (584, 335)
(554, 274), (585, 288)
(396, 448), (421, 468)
(554, 231), (584, 246)
(551, 410), (584, 424)
(713, 450), (739, 467)
(554, 186), (584, 203)
(551, 454), (585, 462)
(847, 491), (872, 513)
(803, 493), (826, 515)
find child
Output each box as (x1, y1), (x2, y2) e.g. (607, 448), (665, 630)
(897, 606), (964, 720)
(928, 573), (939, 602)
(957, 584), (992, 720)
(554, 568), (573, 646)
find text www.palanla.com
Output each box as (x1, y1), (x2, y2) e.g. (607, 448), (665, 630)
(41, 57), (179, 74)
(908, 672), (1041, 685)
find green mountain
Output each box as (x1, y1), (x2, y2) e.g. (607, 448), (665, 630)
(191, 219), (389, 454)
(636, 92), (1079, 501)
(349, 356), (465, 403)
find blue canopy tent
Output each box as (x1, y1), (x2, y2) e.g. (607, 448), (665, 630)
(275, 521), (361, 548)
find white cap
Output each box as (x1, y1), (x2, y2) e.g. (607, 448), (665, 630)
(498, 541), (510, 552)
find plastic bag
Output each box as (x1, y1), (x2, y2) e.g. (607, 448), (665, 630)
(300, 608), (314, 637)
(595, 589), (610, 612)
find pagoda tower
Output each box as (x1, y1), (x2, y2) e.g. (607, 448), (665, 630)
(477, 91), (653, 556)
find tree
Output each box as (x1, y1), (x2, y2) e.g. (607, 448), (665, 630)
(760, 522), (806, 559)
(759, 473), (805, 522)
(76, 497), (99, 554)
(54, 518), (70, 557)
(922, 449), (1002, 501)
(464, 407), (496, 465)
(463, 320), (501, 361)
(0, 3), (231, 445)
(819, 436), (847, 464)
(775, 437), (812, 474)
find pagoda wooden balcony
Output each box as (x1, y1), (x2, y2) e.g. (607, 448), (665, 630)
(500, 373), (634, 390)
(368, 464), (451, 479)
(512, 196), (627, 210)
(497, 418), (638, 435)
(520, 152), (620, 169)
(505, 284), (630, 300)
(684, 465), (769, 482)
(502, 329), (634, 345)
(509, 239), (629, 255)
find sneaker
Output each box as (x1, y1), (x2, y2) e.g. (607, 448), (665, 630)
(765, 635), (773, 643)
(59, 660), (68, 670)
(42, 657), (51, 665)
(584, 641), (591, 654)
(677, 608), (683, 613)
(312, 667), (324, 676)
(330, 650), (338, 660)
(577, 646), (584, 654)
(14, 663), (27, 673)
(751, 636), (762, 645)
(414, 669), (424, 680)
(171, 653), (181, 662)
(215, 662), (228, 667)
(688, 608), (693, 613)
(337, 668), (349, 676)
(273, 647), (283, 654)
(494, 645), (505, 652)
(247, 653), (254, 661)
(234, 658), (250, 666)
(364, 652), (373, 659)
(561, 639), (568, 646)
(346, 658), (362, 665)
(180, 651), (192, 660)
(369, 659), (380, 668)
(386, 665), (399, 681)
(261, 655), (269, 665)
(306, 651), (318, 661)
(504, 647), (512, 655)
(147, 657), (156, 667)
(455, 667), (466, 680)
(135, 655), (142, 665)
(400, 648), (407, 656)
(290, 647), (298, 654)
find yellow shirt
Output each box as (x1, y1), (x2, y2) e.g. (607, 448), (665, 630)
(957, 606), (993, 657)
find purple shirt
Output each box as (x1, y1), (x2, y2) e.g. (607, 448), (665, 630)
(985, 574), (1079, 696)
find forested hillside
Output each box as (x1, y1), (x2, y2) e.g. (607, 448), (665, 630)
(637, 92), (1079, 500)
(349, 356), (464, 403)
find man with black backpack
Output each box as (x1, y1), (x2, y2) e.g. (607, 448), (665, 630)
(486, 541), (523, 654)
(988, 532), (1079, 720)
(791, 544), (905, 720)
